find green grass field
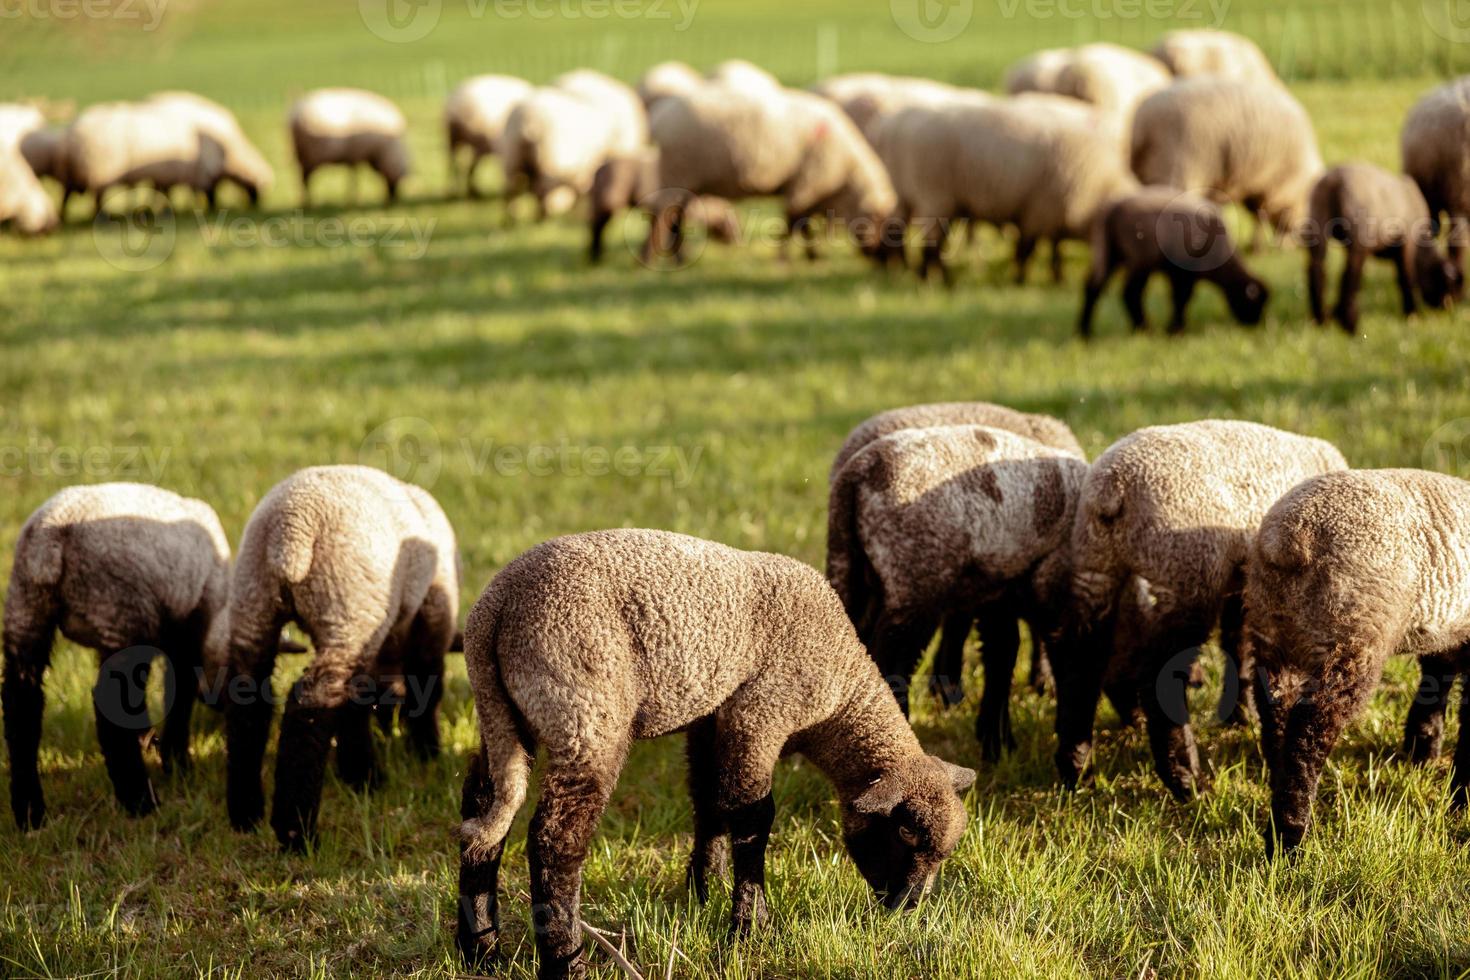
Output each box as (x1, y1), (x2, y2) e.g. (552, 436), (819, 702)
(3, 1), (1470, 976)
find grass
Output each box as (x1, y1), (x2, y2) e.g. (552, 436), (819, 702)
(3, 1), (1470, 975)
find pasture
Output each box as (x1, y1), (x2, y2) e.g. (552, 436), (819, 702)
(3, 0), (1470, 976)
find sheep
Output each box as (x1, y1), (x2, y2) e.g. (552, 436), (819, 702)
(1131, 78), (1324, 248)
(3, 483), (232, 827)
(1004, 48), (1074, 97)
(0, 147), (59, 234)
(1051, 420), (1348, 801)
(1305, 163), (1462, 335)
(586, 148), (739, 263)
(637, 60), (705, 108)
(63, 100), (226, 212)
(288, 88), (409, 206)
(220, 465), (459, 851)
(646, 85), (897, 264)
(708, 58), (783, 95)
(18, 126), (69, 207)
(1401, 77), (1470, 277)
(1243, 469), (1470, 855)
(500, 72), (647, 221)
(1151, 30), (1280, 87)
(1079, 187), (1270, 337)
(828, 402), (1085, 709)
(1003, 45), (1168, 136)
(810, 72), (981, 144)
(148, 91), (274, 205)
(445, 74), (534, 198)
(454, 528), (976, 978)
(826, 424), (1089, 753)
(873, 97), (1137, 284)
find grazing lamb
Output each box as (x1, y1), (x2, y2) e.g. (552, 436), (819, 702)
(1131, 78), (1324, 246)
(586, 148), (738, 263)
(1151, 30), (1280, 86)
(1244, 469), (1470, 855)
(873, 98), (1137, 284)
(1079, 187), (1269, 337)
(636, 60), (705, 108)
(1401, 77), (1470, 275)
(829, 402), (1085, 708)
(64, 100), (226, 211)
(3, 484), (231, 827)
(647, 86), (897, 264)
(148, 91), (274, 204)
(288, 88), (409, 205)
(222, 465), (459, 851)
(445, 75), (533, 198)
(1052, 420), (1347, 801)
(1306, 163), (1461, 334)
(455, 529), (975, 979)
(826, 424), (1087, 757)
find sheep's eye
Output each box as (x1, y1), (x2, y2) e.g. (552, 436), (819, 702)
(897, 825), (920, 847)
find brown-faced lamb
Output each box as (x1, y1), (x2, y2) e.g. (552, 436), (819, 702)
(826, 424), (1087, 756)
(872, 97), (1136, 284)
(1051, 420), (1347, 801)
(646, 85), (896, 264)
(3, 484), (231, 827)
(1401, 77), (1470, 276)
(148, 91), (274, 205)
(586, 149), (738, 263)
(1079, 187), (1269, 337)
(64, 100), (226, 212)
(830, 402), (1085, 706)
(1151, 30), (1280, 86)
(221, 465), (459, 851)
(288, 88), (409, 205)
(1243, 469), (1470, 855)
(1306, 163), (1462, 335)
(455, 529), (975, 979)
(444, 74), (533, 198)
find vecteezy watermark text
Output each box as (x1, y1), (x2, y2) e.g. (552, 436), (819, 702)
(0, 440), (171, 480)
(0, 0), (168, 31)
(359, 0), (698, 43)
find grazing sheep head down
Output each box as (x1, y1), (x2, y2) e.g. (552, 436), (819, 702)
(1226, 275), (1270, 325)
(841, 754), (975, 910)
(1416, 246), (1464, 309)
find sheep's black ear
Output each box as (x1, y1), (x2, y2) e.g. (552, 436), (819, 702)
(851, 774), (905, 815)
(931, 756), (977, 794)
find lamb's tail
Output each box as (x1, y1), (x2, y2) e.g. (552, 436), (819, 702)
(826, 450), (879, 640)
(458, 584), (533, 860)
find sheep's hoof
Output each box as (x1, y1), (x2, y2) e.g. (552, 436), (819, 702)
(455, 923), (499, 973)
(10, 791), (45, 832)
(119, 782), (159, 818)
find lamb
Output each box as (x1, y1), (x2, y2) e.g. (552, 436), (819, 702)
(1131, 78), (1324, 247)
(63, 100), (226, 211)
(454, 529), (975, 978)
(586, 148), (739, 263)
(1401, 77), (1470, 276)
(636, 60), (705, 108)
(445, 74), (533, 198)
(1244, 469), (1470, 855)
(646, 86), (897, 264)
(1151, 30), (1280, 86)
(148, 91), (274, 205)
(3, 483), (232, 827)
(873, 97), (1137, 284)
(826, 425), (1088, 756)
(220, 465), (459, 851)
(1079, 187), (1270, 337)
(1306, 163), (1462, 335)
(1051, 420), (1347, 801)
(288, 88), (409, 205)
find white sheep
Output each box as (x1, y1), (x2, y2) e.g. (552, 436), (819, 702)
(288, 88), (409, 205)
(707, 59), (783, 96)
(1151, 30), (1280, 86)
(1401, 76), (1470, 276)
(220, 465), (459, 851)
(637, 60), (706, 108)
(1053, 43), (1171, 138)
(444, 74), (534, 199)
(1003, 48), (1073, 96)
(147, 91), (274, 205)
(1, 144), (59, 233)
(810, 72), (984, 144)
(63, 100), (226, 212)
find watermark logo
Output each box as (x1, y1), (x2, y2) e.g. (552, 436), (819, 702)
(360, 416), (445, 490)
(891, 0), (973, 42)
(92, 189), (176, 272)
(1423, 0), (1470, 42)
(1424, 419), (1470, 478)
(94, 646), (172, 730)
(359, 0), (442, 42)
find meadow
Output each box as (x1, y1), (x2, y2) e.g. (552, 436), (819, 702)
(3, 0), (1470, 976)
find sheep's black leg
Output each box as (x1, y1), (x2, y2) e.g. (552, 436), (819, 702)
(224, 625), (284, 832)
(975, 606), (1020, 761)
(299, 166), (314, 208)
(466, 154), (484, 200)
(1217, 594), (1254, 727)
(3, 618), (55, 830)
(1014, 235), (1037, 285)
(1307, 242), (1329, 325)
(159, 626), (203, 776)
(1335, 245), (1367, 334)
(334, 697), (383, 792)
(1451, 672), (1470, 809)
(918, 218), (950, 286)
(928, 614), (970, 707)
(1402, 654), (1459, 764)
(1050, 239), (1065, 284)
(458, 749), (505, 969)
(1266, 651), (1384, 856)
(872, 612), (938, 717)
(270, 660), (349, 851)
(529, 763), (613, 980)
(93, 646), (159, 817)
(1052, 614), (1114, 789)
(1027, 629), (1052, 694)
(724, 794), (776, 938)
(1122, 269), (1151, 331)
(1078, 268), (1111, 339)
(1136, 621), (1207, 802)
(1392, 244), (1418, 317)
(1166, 271), (1197, 334)
(587, 208), (612, 264)
(685, 717), (728, 903)
(402, 608), (447, 761)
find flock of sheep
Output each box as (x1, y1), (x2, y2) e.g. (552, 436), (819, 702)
(6, 401), (1470, 978)
(4, 30), (1470, 335)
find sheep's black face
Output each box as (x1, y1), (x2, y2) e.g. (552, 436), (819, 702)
(1229, 278), (1270, 326)
(841, 755), (975, 911)
(1419, 256), (1462, 309)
